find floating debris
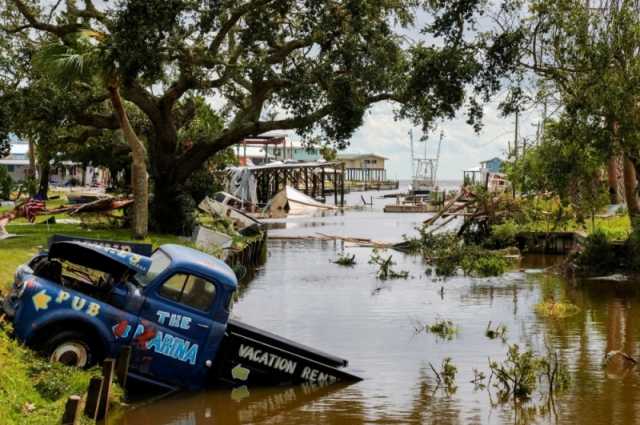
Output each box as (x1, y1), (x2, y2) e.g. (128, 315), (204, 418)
(332, 253), (356, 266)
(369, 250), (409, 280)
(534, 300), (580, 318)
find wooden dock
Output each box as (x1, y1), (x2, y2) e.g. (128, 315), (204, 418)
(515, 231), (585, 254)
(383, 204), (439, 213)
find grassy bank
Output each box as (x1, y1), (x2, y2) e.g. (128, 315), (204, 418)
(0, 324), (123, 425)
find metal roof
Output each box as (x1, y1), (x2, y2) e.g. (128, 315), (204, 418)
(336, 153), (388, 160)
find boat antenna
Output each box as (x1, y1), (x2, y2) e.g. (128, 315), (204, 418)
(409, 129), (415, 178)
(434, 130), (444, 186)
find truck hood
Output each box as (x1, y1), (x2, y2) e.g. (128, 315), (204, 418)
(48, 241), (152, 276)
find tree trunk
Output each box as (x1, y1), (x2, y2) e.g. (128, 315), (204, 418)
(607, 154), (621, 204)
(152, 173), (196, 235)
(108, 84), (148, 239)
(623, 155), (640, 231)
(37, 153), (50, 200)
(27, 138), (36, 178)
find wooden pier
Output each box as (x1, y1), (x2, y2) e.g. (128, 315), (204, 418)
(383, 204), (439, 213)
(251, 162), (345, 206)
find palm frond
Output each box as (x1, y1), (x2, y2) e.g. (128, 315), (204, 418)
(33, 39), (102, 87)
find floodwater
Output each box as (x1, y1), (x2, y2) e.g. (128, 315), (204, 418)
(113, 187), (640, 425)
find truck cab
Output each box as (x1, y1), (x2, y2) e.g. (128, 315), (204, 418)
(3, 241), (236, 389)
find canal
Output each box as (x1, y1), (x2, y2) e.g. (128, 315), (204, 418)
(113, 188), (640, 424)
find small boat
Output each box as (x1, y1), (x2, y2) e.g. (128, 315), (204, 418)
(265, 186), (336, 218)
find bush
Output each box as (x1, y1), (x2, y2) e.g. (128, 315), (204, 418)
(186, 166), (224, 205)
(487, 220), (519, 249)
(467, 255), (508, 277)
(575, 230), (618, 275)
(0, 165), (12, 200)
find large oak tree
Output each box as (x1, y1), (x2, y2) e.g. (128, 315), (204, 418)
(2, 0), (514, 234)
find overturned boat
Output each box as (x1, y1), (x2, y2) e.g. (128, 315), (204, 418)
(264, 186), (336, 218)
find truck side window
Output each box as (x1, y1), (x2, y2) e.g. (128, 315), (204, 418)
(158, 274), (187, 302)
(158, 274), (216, 312)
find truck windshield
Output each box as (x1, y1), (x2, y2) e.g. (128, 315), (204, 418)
(134, 250), (171, 287)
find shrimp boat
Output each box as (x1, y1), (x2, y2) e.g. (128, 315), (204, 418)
(384, 130), (444, 213)
(408, 130), (442, 201)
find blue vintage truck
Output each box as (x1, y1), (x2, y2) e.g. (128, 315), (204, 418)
(1, 237), (360, 390)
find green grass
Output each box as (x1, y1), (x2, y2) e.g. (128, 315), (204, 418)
(0, 323), (123, 425)
(502, 214), (632, 242)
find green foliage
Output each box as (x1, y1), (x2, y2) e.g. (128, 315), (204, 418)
(319, 145), (337, 161)
(416, 232), (510, 278)
(369, 250), (409, 280)
(2, 0), (520, 234)
(0, 165), (12, 200)
(0, 323), (119, 425)
(425, 319), (458, 340)
(575, 230), (618, 275)
(461, 253), (508, 277)
(489, 344), (541, 401)
(487, 220), (519, 249)
(535, 300), (580, 319)
(16, 175), (38, 197)
(489, 344), (570, 402)
(332, 253), (356, 266)
(429, 357), (457, 394)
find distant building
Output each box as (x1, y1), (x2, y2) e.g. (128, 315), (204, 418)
(1, 140), (110, 186)
(336, 153), (388, 182)
(0, 142), (30, 181)
(463, 156), (509, 192)
(480, 157), (503, 174)
(267, 144), (322, 162)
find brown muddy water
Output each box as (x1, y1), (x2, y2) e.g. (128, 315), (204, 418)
(112, 188), (640, 424)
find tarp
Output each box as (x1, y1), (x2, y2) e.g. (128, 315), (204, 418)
(226, 167), (258, 205)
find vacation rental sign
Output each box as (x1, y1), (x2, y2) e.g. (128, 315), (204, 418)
(237, 343), (338, 384)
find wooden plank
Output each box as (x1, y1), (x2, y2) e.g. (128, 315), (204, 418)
(61, 395), (81, 425)
(97, 358), (115, 420)
(83, 377), (103, 420)
(116, 346), (132, 388)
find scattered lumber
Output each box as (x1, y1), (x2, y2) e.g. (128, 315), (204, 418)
(269, 232), (393, 248)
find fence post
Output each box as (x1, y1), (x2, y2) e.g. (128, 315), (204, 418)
(61, 395), (81, 425)
(116, 346), (132, 388)
(97, 358), (115, 420)
(84, 377), (104, 420)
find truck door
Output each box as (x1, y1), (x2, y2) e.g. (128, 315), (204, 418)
(133, 272), (221, 388)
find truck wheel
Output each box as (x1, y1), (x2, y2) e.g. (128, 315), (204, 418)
(43, 331), (97, 368)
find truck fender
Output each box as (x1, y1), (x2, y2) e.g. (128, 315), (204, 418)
(24, 309), (114, 357)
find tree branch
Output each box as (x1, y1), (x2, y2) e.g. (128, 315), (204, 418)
(10, 0), (81, 37)
(74, 112), (120, 129)
(209, 0), (274, 55)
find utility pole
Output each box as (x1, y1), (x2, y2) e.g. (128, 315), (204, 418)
(514, 109), (519, 160)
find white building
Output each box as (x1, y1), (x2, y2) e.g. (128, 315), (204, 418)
(0, 142), (30, 181)
(1, 140), (111, 187)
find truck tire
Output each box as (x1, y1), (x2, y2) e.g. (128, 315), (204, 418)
(43, 331), (98, 368)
